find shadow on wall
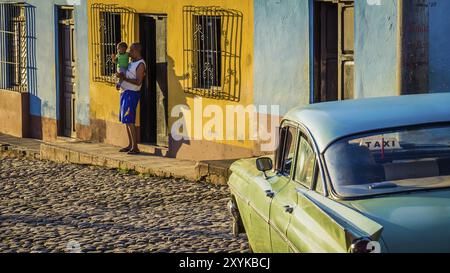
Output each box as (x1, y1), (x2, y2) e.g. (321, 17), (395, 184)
(181, 6), (243, 103)
(167, 6), (245, 159)
(0, 3), (37, 95)
(167, 55), (192, 158)
(26, 4), (41, 139)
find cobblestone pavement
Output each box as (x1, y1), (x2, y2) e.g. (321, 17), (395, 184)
(0, 156), (249, 253)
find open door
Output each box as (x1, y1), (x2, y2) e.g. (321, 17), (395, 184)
(314, 1), (338, 102)
(314, 0), (354, 103)
(139, 15), (168, 147)
(338, 0), (355, 100)
(57, 6), (76, 138)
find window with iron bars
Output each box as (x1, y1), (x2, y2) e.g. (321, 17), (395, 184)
(90, 4), (135, 84)
(0, 2), (28, 92)
(192, 16), (222, 89)
(183, 6), (243, 102)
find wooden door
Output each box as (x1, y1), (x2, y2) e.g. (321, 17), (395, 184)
(58, 7), (76, 138)
(338, 0), (355, 100)
(314, 1), (338, 102)
(155, 17), (168, 147)
(314, 0), (354, 103)
(139, 15), (168, 147)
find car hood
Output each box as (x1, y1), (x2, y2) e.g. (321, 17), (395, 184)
(347, 189), (450, 253)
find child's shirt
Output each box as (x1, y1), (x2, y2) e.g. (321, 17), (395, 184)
(116, 52), (130, 70)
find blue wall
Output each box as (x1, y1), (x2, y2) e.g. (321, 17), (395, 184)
(253, 0), (311, 115)
(254, 0), (402, 115)
(354, 0), (399, 99)
(3, 0), (90, 125)
(429, 0), (450, 93)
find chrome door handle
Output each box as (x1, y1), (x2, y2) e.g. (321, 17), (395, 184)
(265, 190), (275, 199)
(284, 205), (294, 214)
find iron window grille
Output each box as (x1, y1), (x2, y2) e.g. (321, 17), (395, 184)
(0, 2), (29, 92)
(90, 3), (135, 84)
(183, 6), (243, 102)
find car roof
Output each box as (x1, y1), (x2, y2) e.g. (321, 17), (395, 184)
(284, 93), (450, 153)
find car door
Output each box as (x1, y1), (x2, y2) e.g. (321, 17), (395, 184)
(246, 125), (294, 252)
(269, 125), (299, 253)
(286, 135), (348, 253)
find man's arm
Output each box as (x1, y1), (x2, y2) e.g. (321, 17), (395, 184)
(111, 54), (117, 64)
(120, 63), (145, 86)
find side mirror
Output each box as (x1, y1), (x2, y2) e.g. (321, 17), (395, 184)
(256, 157), (273, 179)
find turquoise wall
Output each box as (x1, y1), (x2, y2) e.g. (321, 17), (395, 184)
(429, 0), (450, 93)
(2, 0), (90, 125)
(253, 0), (311, 115)
(254, 0), (401, 115)
(354, 0), (399, 99)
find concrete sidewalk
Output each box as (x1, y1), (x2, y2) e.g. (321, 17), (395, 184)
(0, 133), (237, 185)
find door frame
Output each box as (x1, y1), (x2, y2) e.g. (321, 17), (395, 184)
(138, 13), (168, 147)
(311, 0), (355, 103)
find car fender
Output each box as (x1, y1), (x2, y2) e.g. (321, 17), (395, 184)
(297, 188), (384, 249)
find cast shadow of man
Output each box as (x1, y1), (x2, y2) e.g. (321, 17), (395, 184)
(163, 56), (193, 158)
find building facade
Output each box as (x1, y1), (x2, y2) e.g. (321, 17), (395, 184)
(86, 0), (255, 160)
(1, 0), (449, 161)
(0, 0), (90, 141)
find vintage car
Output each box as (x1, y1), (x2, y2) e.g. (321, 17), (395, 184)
(228, 93), (450, 253)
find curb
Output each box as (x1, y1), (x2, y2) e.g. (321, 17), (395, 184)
(197, 161), (235, 185)
(39, 143), (196, 181)
(1, 136), (234, 186)
(0, 143), (41, 160)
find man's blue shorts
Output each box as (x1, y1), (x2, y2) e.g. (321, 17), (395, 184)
(119, 90), (141, 124)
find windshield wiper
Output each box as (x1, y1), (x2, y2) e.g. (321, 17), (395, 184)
(369, 182), (398, 190)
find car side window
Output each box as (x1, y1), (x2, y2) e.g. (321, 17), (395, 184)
(294, 137), (316, 188)
(315, 168), (324, 194)
(276, 126), (298, 176)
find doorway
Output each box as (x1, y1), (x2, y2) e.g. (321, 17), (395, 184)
(314, 1), (338, 103)
(313, 0), (354, 103)
(57, 6), (76, 138)
(139, 15), (168, 147)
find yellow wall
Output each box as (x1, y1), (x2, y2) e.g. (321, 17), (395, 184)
(87, 0), (254, 156)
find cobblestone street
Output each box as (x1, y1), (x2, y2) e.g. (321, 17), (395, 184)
(0, 156), (249, 253)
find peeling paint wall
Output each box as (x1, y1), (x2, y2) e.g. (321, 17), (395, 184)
(253, 0), (310, 115)
(355, 0), (399, 99)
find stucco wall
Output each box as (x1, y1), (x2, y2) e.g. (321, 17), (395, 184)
(0, 90), (29, 137)
(1, 0), (90, 127)
(354, 0), (399, 99)
(87, 0), (255, 160)
(253, 0), (401, 111)
(253, 0), (311, 115)
(429, 0), (450, 93)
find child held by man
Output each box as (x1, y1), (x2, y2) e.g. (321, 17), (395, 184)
(111, 42), (130, 90)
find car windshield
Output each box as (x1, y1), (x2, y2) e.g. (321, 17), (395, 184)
(325, 124), (450, 198)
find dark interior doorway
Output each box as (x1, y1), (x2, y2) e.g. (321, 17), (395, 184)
(57, 6), (76, 138)
(139, 15), (168, 147)
(313, 1), (338, 103)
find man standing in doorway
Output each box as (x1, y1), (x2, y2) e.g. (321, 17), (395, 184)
(117, 43), (146, 155)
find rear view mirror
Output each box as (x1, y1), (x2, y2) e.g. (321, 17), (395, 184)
(256, 157), (273, 179)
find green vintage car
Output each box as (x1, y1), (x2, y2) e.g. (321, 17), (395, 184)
(228, 93), (450, 253)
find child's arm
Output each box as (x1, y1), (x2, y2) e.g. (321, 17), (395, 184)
(111, 53), (117, 64)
